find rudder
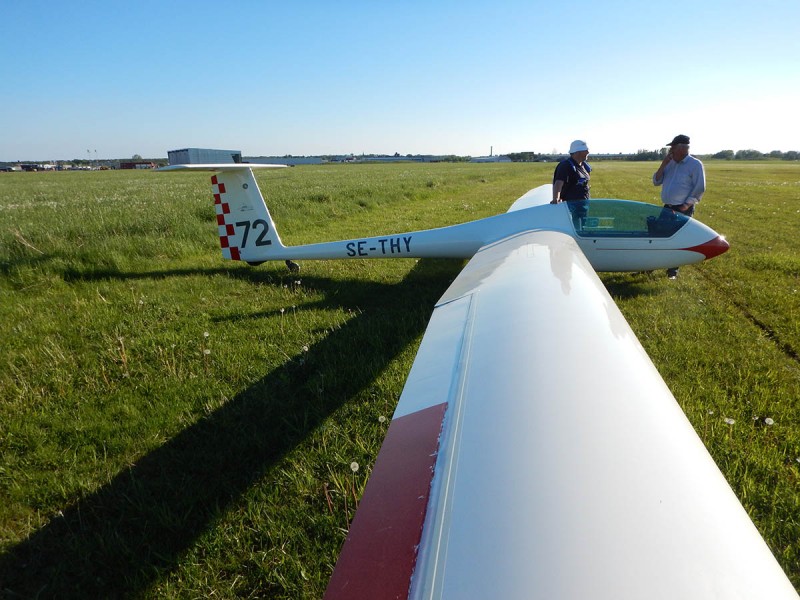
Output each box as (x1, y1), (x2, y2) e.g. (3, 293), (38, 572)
(207, 167), (285, 262)
(159, 163), (286, 263)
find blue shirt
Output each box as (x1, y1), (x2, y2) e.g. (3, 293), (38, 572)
(653, 155), (706, 206)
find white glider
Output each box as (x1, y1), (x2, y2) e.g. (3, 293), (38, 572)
(160, 163), (728, 271)
(162, 164), (797, 599)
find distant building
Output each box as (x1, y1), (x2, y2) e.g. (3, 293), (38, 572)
(168, 148), (242, 165)
(247, 156), (324, 166)
(470, 155), (512, 163)
(20, 163), (56, 171)
(361, 155), (431, 163)
(119, 161), (156, 169)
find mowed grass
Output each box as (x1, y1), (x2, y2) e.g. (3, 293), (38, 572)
(1, 161), (798, 597)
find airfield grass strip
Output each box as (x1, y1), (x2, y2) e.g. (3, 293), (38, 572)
(1, 162), (798, 597)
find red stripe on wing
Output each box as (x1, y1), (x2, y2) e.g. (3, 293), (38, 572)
(325, 402), (447, 600)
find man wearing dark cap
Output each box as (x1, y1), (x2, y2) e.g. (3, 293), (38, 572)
(653, 134), (706, 279)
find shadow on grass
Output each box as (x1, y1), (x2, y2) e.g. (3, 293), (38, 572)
(599, 271), (664, 300)
(0, 258), (463, 598)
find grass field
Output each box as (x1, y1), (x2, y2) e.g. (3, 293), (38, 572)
(1, 161), (798, 598)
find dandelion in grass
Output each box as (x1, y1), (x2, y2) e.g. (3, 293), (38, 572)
(201, 332), (211, 359)
(379, 415), (387, 424)
(764, 418), (774, 426)
(724, 417), (735, 425)
(302, 345), (309, 352)
(349, 461), (360, 509)
(202, 347), (212, 373)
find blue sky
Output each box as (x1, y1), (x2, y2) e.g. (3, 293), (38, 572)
(3, 0), (799, 161)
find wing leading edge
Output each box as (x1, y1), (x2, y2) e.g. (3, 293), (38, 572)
(326, 231), (797, 599)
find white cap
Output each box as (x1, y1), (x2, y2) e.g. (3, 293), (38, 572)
(569, 140), (589, 154)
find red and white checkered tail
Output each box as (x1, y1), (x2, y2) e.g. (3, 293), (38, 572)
(210, 168), (284, 263)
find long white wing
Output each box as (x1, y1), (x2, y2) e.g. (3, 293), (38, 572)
(326, 231), (797, 599)
(506, 183), (553, 211)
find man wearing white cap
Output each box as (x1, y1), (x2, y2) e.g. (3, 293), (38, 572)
(551, 140), (591, 228)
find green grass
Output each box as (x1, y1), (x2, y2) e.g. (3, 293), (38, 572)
(1, 162), (798, 597)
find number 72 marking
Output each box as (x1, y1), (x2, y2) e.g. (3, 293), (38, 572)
(235, 219), (272, 247)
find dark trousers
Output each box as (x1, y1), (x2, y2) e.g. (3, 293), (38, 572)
(664, 204), (694, 276)
(663, 203), (694, 217)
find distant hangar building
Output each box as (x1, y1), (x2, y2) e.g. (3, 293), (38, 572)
(168, 148), (242, 165)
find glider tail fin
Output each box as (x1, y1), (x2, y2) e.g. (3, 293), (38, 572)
(159, 163), (289, 265)
(209, 167), (286, 263)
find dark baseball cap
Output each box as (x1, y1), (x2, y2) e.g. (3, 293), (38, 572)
(667, 134), (690, 146)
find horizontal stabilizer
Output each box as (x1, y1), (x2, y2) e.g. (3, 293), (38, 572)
(158, 164), (287, 172)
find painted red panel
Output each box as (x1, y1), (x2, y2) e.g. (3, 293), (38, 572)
(325, 402), (448, 600)
(684, 235), (730, 259)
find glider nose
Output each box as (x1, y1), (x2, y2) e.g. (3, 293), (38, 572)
(688, 235), (730, 260)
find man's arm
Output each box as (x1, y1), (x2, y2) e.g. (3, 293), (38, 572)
(653, 151), (673, 186)
(687, 160), (706, 204)
(551, 179), (565, 203)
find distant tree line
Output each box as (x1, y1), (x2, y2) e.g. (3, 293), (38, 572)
(710, 149), (800, 160)
(625, 149), (668, 161)
(509, 149), (799, 162)
(624, 149), (800, 161)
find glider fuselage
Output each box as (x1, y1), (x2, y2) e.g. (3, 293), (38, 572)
(270, 202), (728, 272)
(161, 164), (729, 273)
